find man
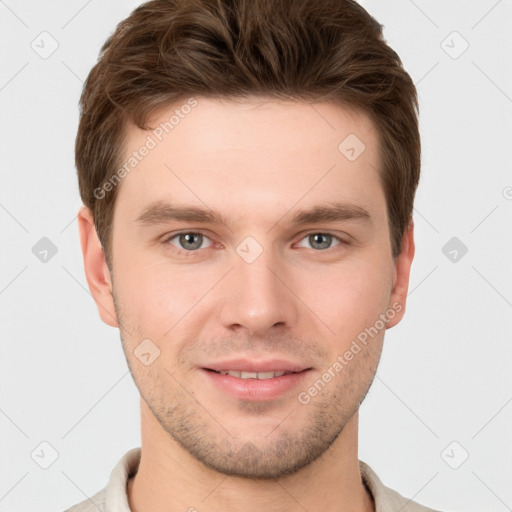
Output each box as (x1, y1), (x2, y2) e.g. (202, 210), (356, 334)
(68, 0), (439, 510)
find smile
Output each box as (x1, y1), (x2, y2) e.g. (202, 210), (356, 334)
(210, 370), (294, 379)
(202, 365), (312, 401)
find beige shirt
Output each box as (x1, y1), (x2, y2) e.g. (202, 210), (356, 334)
(64, 447), (441, 512)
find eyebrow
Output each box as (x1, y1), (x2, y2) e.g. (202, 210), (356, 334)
(290, 203), (371, 225)
(135, 200), (371, 228)
(135, 201), (229, 227)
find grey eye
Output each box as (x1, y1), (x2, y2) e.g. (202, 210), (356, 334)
(309, 233), (332, 250)
(297, 233), (341, 251)
(179, 233), (203, 250)
(167, 232), (210, 251)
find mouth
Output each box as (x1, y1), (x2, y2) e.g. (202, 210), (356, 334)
(205, 369), (299, 379)
(201, 361), (312, 401)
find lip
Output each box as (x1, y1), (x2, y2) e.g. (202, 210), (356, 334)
(204, 358), (309, 373)
(201, 359), (312, 401)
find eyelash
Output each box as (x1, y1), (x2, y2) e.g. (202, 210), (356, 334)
(162, 231), (349, 257)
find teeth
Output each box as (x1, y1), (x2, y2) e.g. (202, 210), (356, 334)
(218, 370), (288, 379)
(220, 370), (240, 377)
(256, 371), (276, 379)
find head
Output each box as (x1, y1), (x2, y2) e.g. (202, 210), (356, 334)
(77, 0), (419, 479)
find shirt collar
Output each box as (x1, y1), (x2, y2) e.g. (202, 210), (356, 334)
(102, 448), (432, 512)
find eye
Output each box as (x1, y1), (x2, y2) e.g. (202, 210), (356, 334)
(296, 232), (343, 251)
(165, 232), (213, 252)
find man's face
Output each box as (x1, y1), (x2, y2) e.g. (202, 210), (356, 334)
(102, 97), (409, 478)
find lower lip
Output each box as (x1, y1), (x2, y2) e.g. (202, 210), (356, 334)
(201, 369), (312, 401)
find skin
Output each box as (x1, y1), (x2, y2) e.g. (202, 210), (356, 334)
(78, 97), (414, 512)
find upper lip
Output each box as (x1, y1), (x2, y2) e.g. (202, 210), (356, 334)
(203, 359), (311, 373)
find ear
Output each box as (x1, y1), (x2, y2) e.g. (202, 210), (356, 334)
(77, 205), (119, 328)
(386, 221), (415, 329)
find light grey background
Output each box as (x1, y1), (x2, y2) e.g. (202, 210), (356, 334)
(1, 1), (511, 511)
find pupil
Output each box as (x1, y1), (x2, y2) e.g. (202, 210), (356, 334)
(311, 233), (330, 250)
(181, 233), (201, 250)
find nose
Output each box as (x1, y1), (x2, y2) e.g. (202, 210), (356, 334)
(218, 246), (299, 337)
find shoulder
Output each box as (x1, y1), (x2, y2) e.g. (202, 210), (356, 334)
(59, 447), (140, 512)
(61, 488), (106, 512)
(360, 460), (444, 512)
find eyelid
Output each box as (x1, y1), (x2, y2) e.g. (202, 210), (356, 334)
(162, 229), (350, 255)
(294, 230), (349, 249)
(163, 230), (215, 253)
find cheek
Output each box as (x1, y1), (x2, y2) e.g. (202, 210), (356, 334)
(113, 264), (173, 338)
(114, 259), (217, 348)
(301, 257), (392, 340)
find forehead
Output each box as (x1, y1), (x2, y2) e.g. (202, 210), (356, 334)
(115, 97), (383, 225)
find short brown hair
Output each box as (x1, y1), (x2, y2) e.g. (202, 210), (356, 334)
(76, 0), (420, 268)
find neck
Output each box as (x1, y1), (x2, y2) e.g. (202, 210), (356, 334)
(128, 400), (374, 512)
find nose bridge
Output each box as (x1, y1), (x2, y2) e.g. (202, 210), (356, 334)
(218, 238), (298, 335)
